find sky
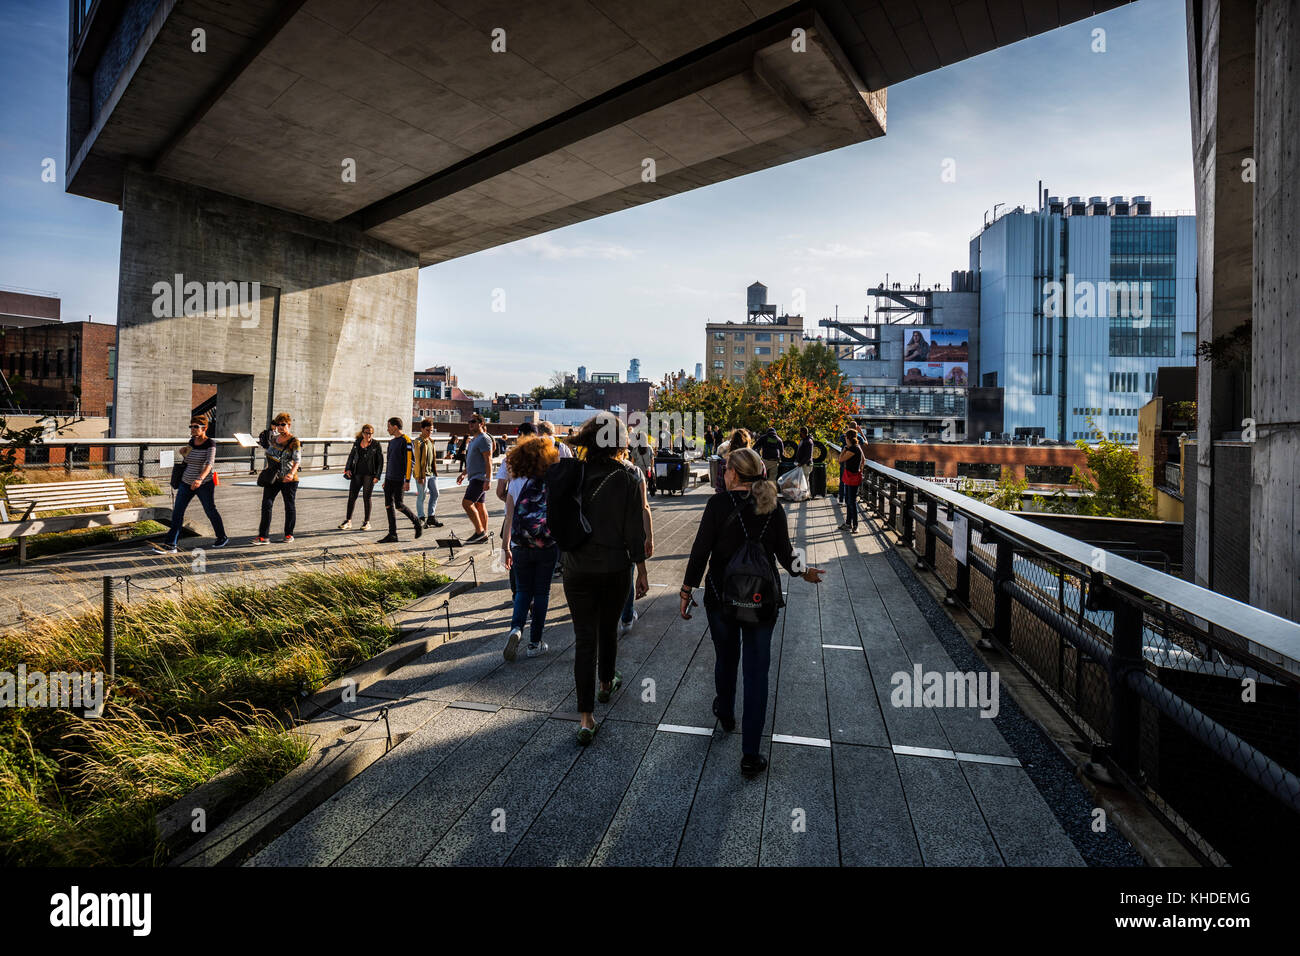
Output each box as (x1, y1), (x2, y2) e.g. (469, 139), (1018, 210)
(0, 0), (1195, 396)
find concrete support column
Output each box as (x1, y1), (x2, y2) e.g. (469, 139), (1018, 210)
(112, 168), (418, 441)
(1250, 0), (1300, 620)
(1186, 0), (1255, 592)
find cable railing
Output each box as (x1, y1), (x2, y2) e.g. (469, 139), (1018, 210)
(860, 458), (1300, 866)
(1, 436), (465, 480)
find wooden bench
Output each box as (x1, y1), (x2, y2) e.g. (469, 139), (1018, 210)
(0, 478), (155, 564)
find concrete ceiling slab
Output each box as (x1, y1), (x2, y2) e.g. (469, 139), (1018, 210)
(68, 0), (1135, 262)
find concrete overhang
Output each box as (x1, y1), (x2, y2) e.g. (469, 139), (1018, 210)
(67, 0), (1133, 265)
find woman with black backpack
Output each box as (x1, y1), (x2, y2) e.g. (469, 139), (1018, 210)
(680, 447), (824, 776)
(554, 412), (649, 745)
(500, 436), (560, 662)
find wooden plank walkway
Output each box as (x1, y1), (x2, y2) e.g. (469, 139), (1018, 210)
(249, 483), (1094, 867)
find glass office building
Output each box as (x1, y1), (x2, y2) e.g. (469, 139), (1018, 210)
(973, 196), (1196, 443)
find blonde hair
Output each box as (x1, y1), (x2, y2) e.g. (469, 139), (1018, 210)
(727, 447), (777, 514)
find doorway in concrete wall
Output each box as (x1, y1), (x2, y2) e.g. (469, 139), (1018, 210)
(192, 371), (254, 438)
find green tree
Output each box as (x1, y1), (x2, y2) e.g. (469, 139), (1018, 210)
(786, 340), (843, 383)
(1070, 419), (1154, 518)
(987, 473), (1028, 511)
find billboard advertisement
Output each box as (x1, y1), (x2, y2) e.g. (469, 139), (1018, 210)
(901, 329), (968, 385)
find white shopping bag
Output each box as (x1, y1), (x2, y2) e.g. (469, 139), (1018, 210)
(779, 467), (809, 501)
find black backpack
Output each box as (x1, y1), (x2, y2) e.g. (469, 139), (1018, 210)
(544, 458), (619, 552)
(715, 496), (781, 623)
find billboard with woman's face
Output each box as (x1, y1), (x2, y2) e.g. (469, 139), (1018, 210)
(900, 329), (968, 385)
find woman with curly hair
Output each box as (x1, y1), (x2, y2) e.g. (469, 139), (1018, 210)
(500, 436), (561, 662)
(681, 446), (824, 776)
(562, 412), (649, 745)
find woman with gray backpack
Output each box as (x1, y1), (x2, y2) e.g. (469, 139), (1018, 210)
(680, 446), (824, 776)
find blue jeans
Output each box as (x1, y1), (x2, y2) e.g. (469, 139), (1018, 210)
(510, 544), (558, 644)
(843, 482), (860, 530)
(415, 476), (439, 518)
(706, 607), (776, 756)
(621, 580), (635, 624)
(168, 479), (225, 547)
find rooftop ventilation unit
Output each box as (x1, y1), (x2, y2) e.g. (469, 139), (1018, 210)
(1108, 195), (1130, 216)
(1064, 196), (1087, 217)
(1129, 195), (1152, 215)
(1087, 196), (1107, 215)
(1046, 195), (1064, 215)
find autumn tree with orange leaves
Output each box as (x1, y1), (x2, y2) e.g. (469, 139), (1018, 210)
(652, 348), (858, 443)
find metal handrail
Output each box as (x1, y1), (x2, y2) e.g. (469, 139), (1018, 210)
(863, 457), (1300, 674)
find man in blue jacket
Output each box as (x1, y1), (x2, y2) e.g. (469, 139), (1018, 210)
(379, 417), (423, 543)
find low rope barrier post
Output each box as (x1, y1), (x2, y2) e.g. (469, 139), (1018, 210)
(101, 575), (115, 687)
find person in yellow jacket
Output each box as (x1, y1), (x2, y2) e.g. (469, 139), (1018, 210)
(413, 419), (443, 528)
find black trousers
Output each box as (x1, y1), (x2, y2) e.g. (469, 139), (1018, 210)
(383, 479), (418, 535)
(259, 481), (297, 538)
(563, 567), (632, 713)
(346, 475), (377, 521)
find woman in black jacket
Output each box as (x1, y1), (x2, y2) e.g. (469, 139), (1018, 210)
(339, 424), (384, 530)
(681, 446), (824, 776)
(562, 412), (650, 745)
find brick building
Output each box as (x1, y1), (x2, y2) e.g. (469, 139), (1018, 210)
(1, 320), (118, 419)
(412, 366), (474, 424)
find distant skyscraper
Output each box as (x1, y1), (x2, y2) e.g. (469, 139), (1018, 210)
(695, 362), (703, 380)
(577, 366), (587, 383)
(627, 358), (640, 383)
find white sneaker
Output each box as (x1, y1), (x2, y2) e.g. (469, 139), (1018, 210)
(526, 641), (548, 657)
(339, 519), (352, 530)
(361, 521), (371, 531)
(503, 627), (522, 662)
(619, 609), (638, 636)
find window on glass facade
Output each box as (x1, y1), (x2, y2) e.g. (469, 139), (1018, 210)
(1109, 218), (1177, 357)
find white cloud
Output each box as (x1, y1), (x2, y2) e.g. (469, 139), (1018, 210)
(497, 234), (638, 261)
(798, 242), (874, 260)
